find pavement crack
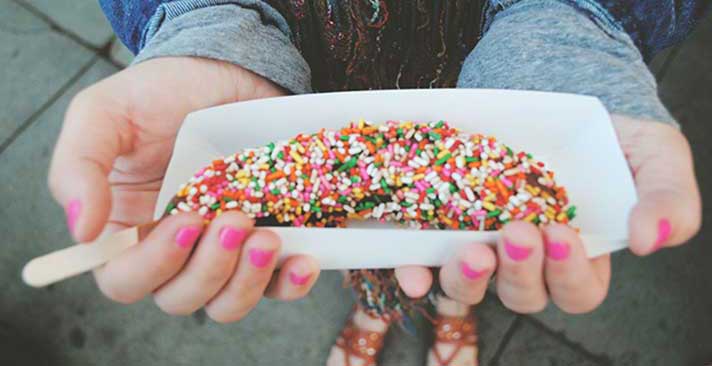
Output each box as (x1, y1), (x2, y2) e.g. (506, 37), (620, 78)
(0, 55), (99, 157)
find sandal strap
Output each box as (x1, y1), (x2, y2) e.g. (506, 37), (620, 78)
(433, 314), (478, 345)
(335, 319), (387, 366)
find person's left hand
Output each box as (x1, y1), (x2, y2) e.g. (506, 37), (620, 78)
(395, 114), (701, 313)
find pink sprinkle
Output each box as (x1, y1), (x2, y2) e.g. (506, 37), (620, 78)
(408, 144), (417, 159)
(360, 168), (369, 181)
(501, 177), (513, 187)
(320, 176), (332, 191)
(472, 209), (487, 217)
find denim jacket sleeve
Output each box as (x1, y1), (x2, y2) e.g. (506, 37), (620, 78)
(99, 0), (312, 94)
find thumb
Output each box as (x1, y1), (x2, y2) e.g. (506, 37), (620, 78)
(614, 116), (702, 255)
(48, 87), (132, 242)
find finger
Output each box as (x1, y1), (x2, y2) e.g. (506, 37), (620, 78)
(264, 255), (320, 301)
(612, 116), (701, 255)
(153, 212), (253, 315)
(394, 266), (433, 299)
(48, 87), (133, 242)
(495, 221), (548, 313)
(204, 229), (281, 323)
(542, 224), (610, 313)
(93, 212), (204, 304)
(439, 243), (496, 305)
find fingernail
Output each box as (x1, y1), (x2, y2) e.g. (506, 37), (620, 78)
(504, 239), (533, 261)
(289, 271), (312, 286)
(65, 199), (81, 236)
(249, 249), (274, 268)
(219, 227), (247, 251)
(546, 242), (570, 261)
(460, 262), (487, 280)
(653, 218), (672, 251)
(175, 226), (201, 249)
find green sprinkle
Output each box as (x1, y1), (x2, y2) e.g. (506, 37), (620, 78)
(506, 147), (513, 157)
(465, 157), (480, 163)
(435, 120), (445, 128)
(429, 131), (441, 141)
(380, 178), (388, 191)
(433, 199), (442, 208)
(526, 153), (533, 159)
(338, 157), (358, 172)
(340, 135), (350, 141)
(449, 183), (458, 193)
(310, 206), (321, 213)
(426, 187), (435, 195)
(164, 202), (176, 214)
(533, 216), (541, 224)
(210, 203), (220, 210)
(486, 209), (502, 218)
(401, 201), (413, 208)
(435, 153), (451, 166)
(271, 188), (280, 195)
(277, 151), (284, 159)
(350, 176), (360, 183)
(267, 142), (275, 152)
(338, 195), (349, 204)
(566, 206), (577, 219)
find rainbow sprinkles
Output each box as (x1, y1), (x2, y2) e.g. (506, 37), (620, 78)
(166, 119), (575, 233)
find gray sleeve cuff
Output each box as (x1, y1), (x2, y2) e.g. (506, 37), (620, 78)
(458, 0), (676, 126)
(133, 4), (312, 95)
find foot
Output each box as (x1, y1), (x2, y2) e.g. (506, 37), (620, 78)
(427, 296), (478, 366)
(326, 307), (390, 366)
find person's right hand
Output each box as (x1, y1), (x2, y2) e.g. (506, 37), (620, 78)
(49, 57), (321, 322)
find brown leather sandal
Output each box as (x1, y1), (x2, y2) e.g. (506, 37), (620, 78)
(334, 312), (389, 366)
(430, 314), (479, 366)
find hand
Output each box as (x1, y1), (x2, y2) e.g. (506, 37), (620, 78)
(395, 114), (702, 313)
(49, 57), (320, 322)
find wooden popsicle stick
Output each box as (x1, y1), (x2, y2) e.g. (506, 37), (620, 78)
(22, 222), (158, 287)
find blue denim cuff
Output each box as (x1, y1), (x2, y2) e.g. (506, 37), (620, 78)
(483, 0), (624, 37)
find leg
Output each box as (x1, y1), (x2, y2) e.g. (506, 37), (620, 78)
(427, 295), (479, 366)
(326, 305), (391, 366)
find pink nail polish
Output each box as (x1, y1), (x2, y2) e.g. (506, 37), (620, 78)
(654, 218), (672, 251)
(175, 227), (201, 249)
(546, 242), (570, 261)
(504, 239), (533, 261)
(460, 262), (487, 280)
(289, 271), (311, 286)
(219, 227), (247, 251)
(65, 199), (81, 236)
(249, 249), (274, 268)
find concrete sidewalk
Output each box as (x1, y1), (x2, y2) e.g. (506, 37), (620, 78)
(1, 1), (710, 365)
